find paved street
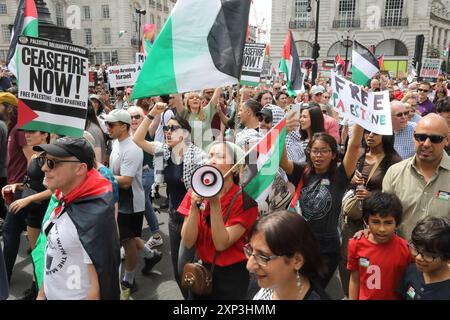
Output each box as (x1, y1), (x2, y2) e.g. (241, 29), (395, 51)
(3, 188), (183, 300)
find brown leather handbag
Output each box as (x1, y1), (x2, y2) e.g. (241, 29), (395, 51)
(181, 190), (242, 296)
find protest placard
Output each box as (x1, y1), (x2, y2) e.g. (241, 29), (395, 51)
(136, 52), (146, 66)
(261, 59), (272, 78)
(107, 64), (141, 88)
(17, 36), (89, 137)
(331, 71), (392, 135)
(420, 58), (442, 78)
(240, 43), (266, 86)
(89, 70), (98, 87)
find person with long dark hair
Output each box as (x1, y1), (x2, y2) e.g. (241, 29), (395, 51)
(339, 131), (402, 296)
(247, 210), (329, 300)
(280, 124), (364, 289)
(255, 90), (276, 107)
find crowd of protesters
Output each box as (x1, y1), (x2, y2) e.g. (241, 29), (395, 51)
(0, 61), (450, 300)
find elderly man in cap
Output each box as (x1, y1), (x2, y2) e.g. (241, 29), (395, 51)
(105, 109), (162, 299)
(33, 137), (120, 300)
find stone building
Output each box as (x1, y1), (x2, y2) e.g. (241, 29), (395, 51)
(0, 0), (176, 65)
(271, 0), (450, 77)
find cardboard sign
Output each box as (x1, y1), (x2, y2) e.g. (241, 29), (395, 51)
(107, 64), (142, 88)
(420, 58), (442, 78)
(240, 43), (266, 87)
(261, 59), (272, 78)
(331, 71), (393, 135)
(17, 36), (89, 137)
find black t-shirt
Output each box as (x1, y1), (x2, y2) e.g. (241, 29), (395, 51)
(288, 163), (349, 252)
(397, 263), (450, 300)
(164, 158), (187, 210)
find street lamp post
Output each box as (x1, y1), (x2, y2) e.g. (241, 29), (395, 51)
(341, 31), (352, 77)
(136, 9), (147, 53)
(309, 0), (320, 84)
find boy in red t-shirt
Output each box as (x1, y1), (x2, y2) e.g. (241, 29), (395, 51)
(347, 191), (412, 300)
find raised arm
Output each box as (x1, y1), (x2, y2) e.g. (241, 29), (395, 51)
(342, 123), (364, 178)
(133, 102), (166, 155)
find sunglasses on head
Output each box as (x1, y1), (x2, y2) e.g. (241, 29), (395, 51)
(130, 114), (141, 120)
(37, 156), (81, 170)
(258, 114), (273, 124)
(163, 125), (182, 132)
(413, 133), (447, 144)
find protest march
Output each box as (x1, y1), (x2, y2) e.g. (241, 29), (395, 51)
(1, 0), (450, 305)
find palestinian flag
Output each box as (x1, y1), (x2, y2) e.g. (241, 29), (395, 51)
(352, 40), (380, 86)
(6, 0), (38, 77)
(131, 0), (251, 100)
(378, 54), (385, 71)
(279, 30), (304, 97)
(243, 118), (287, 202)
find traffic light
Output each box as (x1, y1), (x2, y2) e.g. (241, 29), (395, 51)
(312, 43), (320, 60)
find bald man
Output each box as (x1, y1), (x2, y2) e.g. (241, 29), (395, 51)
(370, 78), (380, 92)
(391, 100), (416, 159)
(383, 114), (450, 239)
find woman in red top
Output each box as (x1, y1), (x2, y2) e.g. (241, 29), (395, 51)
(179, 141), (258, 300)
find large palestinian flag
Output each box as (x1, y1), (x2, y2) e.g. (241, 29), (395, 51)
(352, 40), (380, 86)
(6, 0), (38, 77)
(131, 0), (251, 100)
(279, 31), (304, 97)
(243, 118), (287, 203)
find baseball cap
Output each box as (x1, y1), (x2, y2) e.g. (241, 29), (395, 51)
(0, 92), (18, 107)
(256, 107), (273, 120)
(104, 109), (131, 125)
(89, 94), (105, 107)
(33, 136), (95, 170)
(311, 85), (325, 95)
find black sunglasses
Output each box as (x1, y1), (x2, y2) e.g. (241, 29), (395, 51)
(394, 111), (409, 118)
(258, 114), (273, 124)
(130, 115), (142, 120)
(413, 133), (447, 144)
(163, 125), (182, 132)
(37, 156), (81, 170)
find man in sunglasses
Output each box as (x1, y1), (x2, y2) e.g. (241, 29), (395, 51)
(105, 110), (162, 298)
(391, 101), (416, 159)
(383, 113), (450, 240)
(33, 137), (120, 300)
(417, 82), (435, 116)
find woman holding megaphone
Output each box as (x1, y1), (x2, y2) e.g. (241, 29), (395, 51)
(179, 141), (258, 300)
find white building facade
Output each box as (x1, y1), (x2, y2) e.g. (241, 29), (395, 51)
(271, 0), (450, 77)
(0, 0), (176, 65)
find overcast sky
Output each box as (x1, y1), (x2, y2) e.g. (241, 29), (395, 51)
(249, 0), (272, 42)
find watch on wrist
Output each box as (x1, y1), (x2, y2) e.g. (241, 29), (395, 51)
(147, 114), (155, 120)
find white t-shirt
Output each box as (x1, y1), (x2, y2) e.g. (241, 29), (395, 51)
(109, 136), (145, 213)
(155, 109), (174, 143)
(43, 209), (93, 300)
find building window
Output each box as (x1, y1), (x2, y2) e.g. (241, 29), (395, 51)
(156, 0), (162, 11)
(0, 0), (7, 14)
(103, 52), (111, 63)
(149, 0), (156, 8)
(85, 29), (92, 45)
(94, 52), (103, 64)
(338, 0), (356, 22)
(384, 0), (403, 26)
(294, 0), (311, 21)
(2, 24), (10, 42)
(157, 16), (161, 30)
(102, 5), (110, 19)
(83, 6), (90, 19)
(112, 51), (118, 63)
(149, 13), (154, 24)
(55, 3), (64, 27)
(103, 28), (111, 45)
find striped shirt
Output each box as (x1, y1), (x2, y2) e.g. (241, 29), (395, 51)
(394, 122), (416, 160)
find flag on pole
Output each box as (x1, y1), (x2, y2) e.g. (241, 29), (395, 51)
(243, 118), (287, 203)
(378, 54), (385, 71)
(279, 30), (304, 97)
(131, 0), (251, 100)
(352, 40), (380, 86)
(6, 0), (38, 77)
(140, 23), (156, 56)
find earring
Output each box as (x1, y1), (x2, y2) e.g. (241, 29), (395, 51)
(296, 271), (302, 289)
